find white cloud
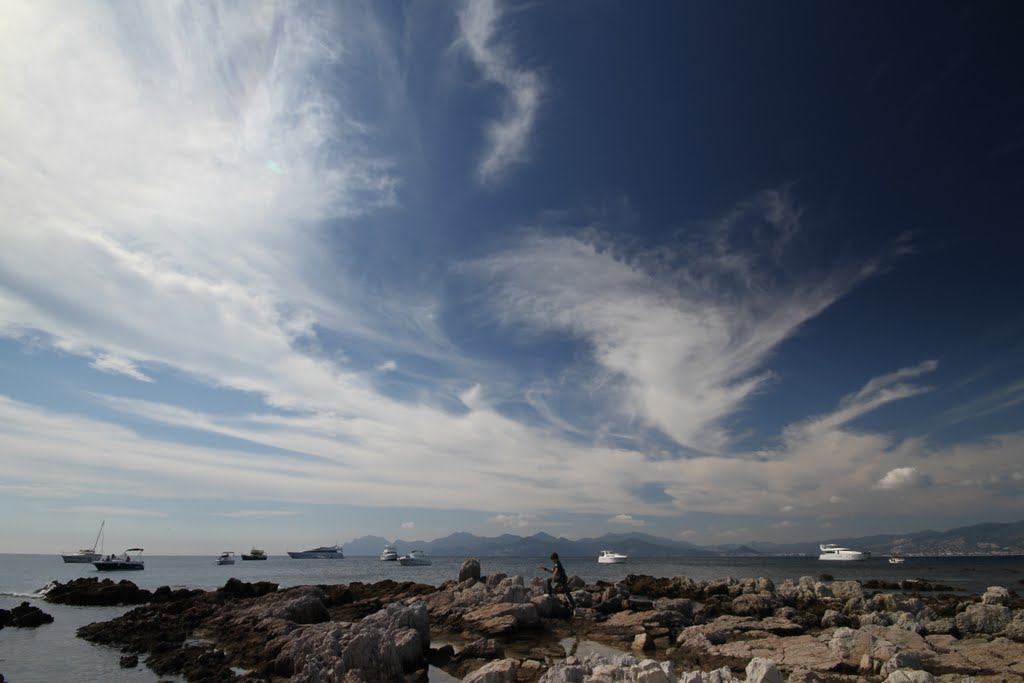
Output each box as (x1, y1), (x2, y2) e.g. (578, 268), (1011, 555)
(609, 514), (645, 527)
(211, 510), (301, 518)
(401, 521), (416, 529)
(377, 360), (398, 372)
(771, 520), (795, 528)
(466, 191), (890, 452)
(71, 506), (167, 518)
(89, 354), (154, 383)
(780, 505), (795, 512)
(488, 513), (537, 529)
(875, 467), (928, 490)
(456, 0), (543, 183)
(829, 495), (844, 504)
(676, 530), (698, 539)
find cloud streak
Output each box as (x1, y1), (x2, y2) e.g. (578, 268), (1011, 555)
(456, 0), (544, 183)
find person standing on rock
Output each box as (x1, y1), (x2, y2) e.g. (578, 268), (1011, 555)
(539, 552), (576, 610)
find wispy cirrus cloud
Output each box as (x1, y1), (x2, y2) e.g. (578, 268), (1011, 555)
(466, 190), (895, 452)
(456, 0), (544, 183)
(211, 510), (302, 518)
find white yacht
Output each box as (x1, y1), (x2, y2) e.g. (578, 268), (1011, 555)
(380, 544), (399, 561)
(888, 556), (905, 564)
(61, 520), (105, 563)
(216, 551), (235, 565)
(598, 550), (628, 564)
(398, 549), (431, 566)
(287, 544), (344, 559)
(818, 543), (870, 561)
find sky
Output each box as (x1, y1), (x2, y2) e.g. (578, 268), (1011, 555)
(2, 1), (1023, 555)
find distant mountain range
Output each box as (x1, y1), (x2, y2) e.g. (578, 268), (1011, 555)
(343, 520), (1024, 558)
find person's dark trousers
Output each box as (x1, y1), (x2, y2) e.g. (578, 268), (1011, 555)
(547, 578), (575, 608)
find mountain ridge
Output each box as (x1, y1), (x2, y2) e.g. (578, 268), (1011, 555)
(340, 520), (1024, 557)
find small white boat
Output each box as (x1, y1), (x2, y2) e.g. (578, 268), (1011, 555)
(380, 544), (398, 561)
(398, 549), (431, 566)
(598, 550), (628, 564)
(94, 548), (145, 571)
(241, 547), (267, 561)
(61, 520), (105, 564)
(818, 543), (870, 561)
(889, 556), (905, 564)
(287, 544), (344, 559)
(216, 551), (235, 565)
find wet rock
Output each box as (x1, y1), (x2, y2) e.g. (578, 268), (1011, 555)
(118, 654), (138, 668)
(0, 601), (54, 628)
(732, 593), (778, 617)
(218, 577), (278, 600)
(42, 577), (153, 606)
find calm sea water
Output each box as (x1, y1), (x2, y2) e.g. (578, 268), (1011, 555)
(3, 553), (1022, 683)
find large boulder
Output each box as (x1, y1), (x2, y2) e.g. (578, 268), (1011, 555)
(459, 558), (482, 583)
(982, 586), (1011, 606)
(41, 577), (153, 606)
(0, 601), (54, 628)
(745, 657), (783, 683)
(462, 658), (518, 683)
(955, 603), (1012, 635)
(463, 602), (539, 635)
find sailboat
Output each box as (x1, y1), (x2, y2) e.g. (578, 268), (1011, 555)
(61, 520), (105, 563)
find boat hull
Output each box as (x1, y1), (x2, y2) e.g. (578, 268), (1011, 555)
(818, 553), (869, 561)
(62, 553), (101, 563)
(597, 556), (627, 563)
(287, 551), (344, 559)
(93, 561), (144, 571)
(241, 555), (267, 561)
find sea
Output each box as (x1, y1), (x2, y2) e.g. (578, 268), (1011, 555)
(2, 553), (1022, 683)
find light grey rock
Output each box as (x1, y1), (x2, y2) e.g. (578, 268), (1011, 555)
(880, 652), (923, 677)
(982, 586), (1010, 606)
(821, 609), (852, 629)
(881, 670), (935, 683)
(744, 657), (783, 683)
(954, 603), (1012, 635)
(461, 658), (518, 683)
(786, 667), (825, 683)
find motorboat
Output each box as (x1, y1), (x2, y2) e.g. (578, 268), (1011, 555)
(398, 550), (431, 566)
(94, 548), (145, 571)
(818, 543), (870, 561)
(380, 544), (399, 561)
(287, 544), (344, 559)
(242, 547), (267, 560)
(598, 550), (628, 564)
(216, 551), (235, 565)
(888, 556), (905, 564)
(61, 520), (105, 563)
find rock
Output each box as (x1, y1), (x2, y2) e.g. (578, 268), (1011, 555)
(460, 558), (482, 583)
(0, 601), (54, 628)
(463, 602), (540, 635)
(282, 590), (330, 624)
(954, 603), (1012, 635)
(219, 577), (278, 600)
(458, 638), (505, 661)
(880, 652), (922, 677)
(632, 633), (655, 652)
(745, 657), (783, 683)
(41, 577), (153, 606)
(820, 609), (852, 629)
(982, 586), (1010, 606)
(731, 593), (778, 617)
(119, 654), (138, 668)
(462, 658), (518, 683)
(786, 668), (825, 683)
(881, 671), (935, 683)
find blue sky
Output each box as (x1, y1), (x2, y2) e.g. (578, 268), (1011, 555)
(2, 1), (1023, 554)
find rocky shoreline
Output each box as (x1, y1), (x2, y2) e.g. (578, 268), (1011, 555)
(28, 560), (1024, 682)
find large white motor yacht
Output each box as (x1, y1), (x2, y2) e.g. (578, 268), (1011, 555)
(398, 549), (432, 566)
(597, 550), (628, 564)
(818, 543), (870, 561)
(287, 544), (344, 559)
(380, 544), (399, 561)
